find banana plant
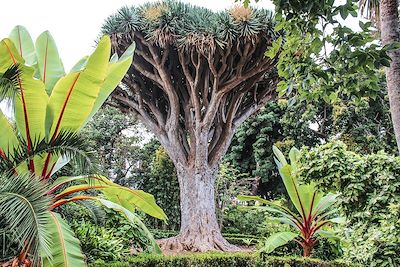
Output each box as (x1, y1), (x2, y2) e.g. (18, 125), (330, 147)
(0, 26), (166, 267)
(238, 146), (344, 257)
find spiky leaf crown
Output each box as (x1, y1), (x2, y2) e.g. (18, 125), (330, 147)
(102, 0), (277, 50)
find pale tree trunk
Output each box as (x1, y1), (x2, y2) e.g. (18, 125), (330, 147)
(157, 134), (239, 252)
(380, 0), (400, 153)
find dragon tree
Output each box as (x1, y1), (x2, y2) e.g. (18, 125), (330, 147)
(102, 1), (280, 252)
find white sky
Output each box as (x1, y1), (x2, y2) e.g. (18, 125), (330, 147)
(0, 0), (274, 71)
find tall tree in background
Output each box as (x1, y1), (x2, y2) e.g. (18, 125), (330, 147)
(79, 106), (142, 182)
(359, 0), (400, 153)
(102, 2), (279, 251)
(379, 0), (400, 153)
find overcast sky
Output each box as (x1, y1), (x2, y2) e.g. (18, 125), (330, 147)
(0, 0), (274, 70)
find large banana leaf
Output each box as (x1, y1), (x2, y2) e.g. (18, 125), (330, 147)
(274, 147), (323, 219)
(48, 175), (109, 194)
(85, 42), (135, 124)
(313, 193), (339, 217)
(297, 184), (323, 219)
(100, 186), (167, 221)
(9, 25), (37, 66)
(0, 110), (18, 157)
(42, 212), (86, 267)
(35, 31), (65, 95)
(46, 36), (111, 141)
(238, 195), (302, 229)
(14, 65), (48, 145)
(0, 38), (48, 147)
(262, 232), (298, 253)
(96, 198), (162, 254)
(49, 175), (167, 221)
(0, 38), (24, 72)
(272, 145), (287, 168)
(278, 165), (304, 216)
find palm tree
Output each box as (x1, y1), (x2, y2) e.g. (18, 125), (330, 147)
(0, 173), (51, 267)
(359, 0), (400, 154)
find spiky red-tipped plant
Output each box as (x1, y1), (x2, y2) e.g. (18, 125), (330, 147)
(239, 146), (344, 257)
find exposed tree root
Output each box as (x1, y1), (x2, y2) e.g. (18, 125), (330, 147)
(157, 233), (241, 254)
(0, 257), (31, 267)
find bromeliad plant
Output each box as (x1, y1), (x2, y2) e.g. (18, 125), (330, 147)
(0, 26), (166, 267)
(239, 146), (344, 257)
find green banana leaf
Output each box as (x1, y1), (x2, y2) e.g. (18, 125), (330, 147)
(101, 186), (167, 221)
(46, 36), (110, 141)
(262, 231), (298, 254)
(50, 175), (167, 221)
(0, 38), (48, 146)
(0, 110), (18, 156)
(85, 42), (135, 124)
(9, 25), (37, 66)
(42, 212), (86, 267)
(35, 31), (65, 95)
(96, 198), (162, 254)
(273, 146), (324, 219)
(272, 145), (287, 168)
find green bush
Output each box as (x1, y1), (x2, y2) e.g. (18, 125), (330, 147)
(90, 253), (354, 267)
(299, 141), (400, 266)
(65, 207), (158, 262)
(70, 221), (130, 262)
(222, 206), (267, 235)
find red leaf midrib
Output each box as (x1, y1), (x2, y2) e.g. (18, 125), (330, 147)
(4, 41), (35, 173)
(50, 72), (81, 142)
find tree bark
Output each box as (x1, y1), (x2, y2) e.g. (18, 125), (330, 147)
(157, 162), (239, 252)
(380, 0), (400, 153)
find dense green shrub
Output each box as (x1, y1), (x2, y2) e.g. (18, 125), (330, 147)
(222, 206), (267, 235)
(64, 206), (158, 262)
(90, 253), (353, 267)
(299, 141), (400, 266)
(70, 221), (130, 262)
(135, 143), (181, 231)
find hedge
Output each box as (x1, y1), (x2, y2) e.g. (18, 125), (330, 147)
(90, 253), (355, 267)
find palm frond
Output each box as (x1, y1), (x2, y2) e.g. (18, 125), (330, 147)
(2, 131), (96, 175)
(0, 172), (52, 266)
(0, 64), (21, 101)
(359, 0), (380, 25)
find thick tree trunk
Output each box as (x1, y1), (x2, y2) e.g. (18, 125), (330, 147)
(380, 0), (400, 153)
(157, 164), (239, 252)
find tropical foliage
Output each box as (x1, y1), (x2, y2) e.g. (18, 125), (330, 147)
(0, 26), (166, 267)
(239, 146), (343, 257)
(299, 141), (400, 266)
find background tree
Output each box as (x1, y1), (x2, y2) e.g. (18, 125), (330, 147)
(380, 0), (400, 153)
(359, 0), (400, 153)
(79, 106), (142, 183)
(102, 2), (280, 251)
(137, 145), (181, 231)
(225, 84), (395, 199)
